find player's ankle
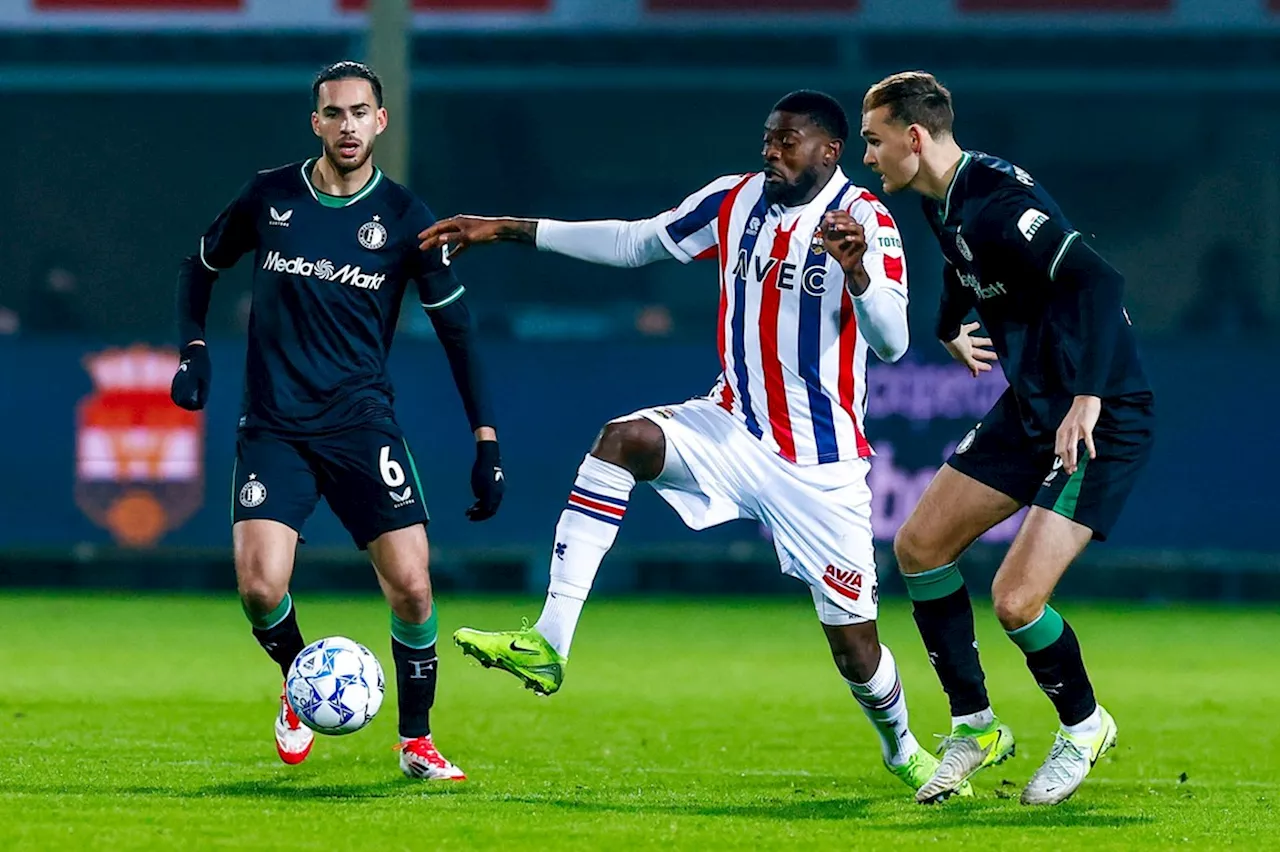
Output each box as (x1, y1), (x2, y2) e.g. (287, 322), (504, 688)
(952, 708), (996, 731)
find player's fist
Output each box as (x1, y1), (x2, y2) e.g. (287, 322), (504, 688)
(170, 342), (211, 411)
(821, 211), (868, 275)
(466, 439), (505, 522)
(418, 216), (537, 259)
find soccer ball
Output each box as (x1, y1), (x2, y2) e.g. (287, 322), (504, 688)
(285, 636), (385, 735)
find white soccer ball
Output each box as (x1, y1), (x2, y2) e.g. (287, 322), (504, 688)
(285, 636), (385, 735)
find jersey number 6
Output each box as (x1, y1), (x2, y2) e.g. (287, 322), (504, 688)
(379, 445), (406, 488)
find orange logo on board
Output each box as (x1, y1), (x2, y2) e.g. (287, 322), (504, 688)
(75, 346), (205, 547)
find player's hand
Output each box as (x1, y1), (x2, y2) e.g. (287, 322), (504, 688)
(1055, 395), (1101, 475)
(942, 322), (998, 378)
(467, 439), (505, 522)
(822, 211), (869, 276)
(417, 216), (536, 259)
(170, 342), (211, 411)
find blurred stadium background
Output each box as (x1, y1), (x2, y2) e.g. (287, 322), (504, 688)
(1, 0), (1277, 601)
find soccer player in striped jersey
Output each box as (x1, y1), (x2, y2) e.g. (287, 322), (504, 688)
(860, 72), (1154, 805)
(420, 91), (972, 797)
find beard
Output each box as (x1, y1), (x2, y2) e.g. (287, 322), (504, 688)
(323, 137), (374, 175)
(762, 167), (821, 206)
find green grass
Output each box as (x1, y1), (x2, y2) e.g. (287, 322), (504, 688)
(0, 593), (1275, 850)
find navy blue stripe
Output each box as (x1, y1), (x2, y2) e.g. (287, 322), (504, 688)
(799, 181), (850, 464)
(730, 193), (770, 439)
(666, 189), (731, 245)
(571, 486), (628, 508)
(564, 504), (624, 526)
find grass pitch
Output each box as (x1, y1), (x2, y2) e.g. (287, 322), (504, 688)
(0, 593), (1275, 850)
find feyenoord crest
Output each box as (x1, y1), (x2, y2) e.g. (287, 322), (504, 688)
(358, 216), (388, 250)
(239, 474), (267, 508)
(75, 346), (205, 547)
(956, 233), (973, 262)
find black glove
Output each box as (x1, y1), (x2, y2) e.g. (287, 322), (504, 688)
(170, 343), (212, 411)
(467, 439), (504, 522)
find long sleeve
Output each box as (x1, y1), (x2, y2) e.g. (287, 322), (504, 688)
(534, 217), (674, 268)
(425, 292), (493, 431)
(936, 262), (975, 343)
(852, 282), (909, 363)
(534, 173), (751, 268)
(846, 189), (910, 362)
(176, 176), (259, 344)
(1051, 239), (1125, 396)
(176, 258), (218, 344)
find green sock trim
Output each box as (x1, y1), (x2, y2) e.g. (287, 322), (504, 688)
(1007, 605), (1065, 653)
(392, 609), (438, 650)
(244, 593), (292, 630)
(902, 561), (964, 601)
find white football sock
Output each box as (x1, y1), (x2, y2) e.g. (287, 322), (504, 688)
(533, 454), (635, 658)
(1063, 706), (1102, 738)
(952, 708), (996, 732)
(846, 644), (920, 768)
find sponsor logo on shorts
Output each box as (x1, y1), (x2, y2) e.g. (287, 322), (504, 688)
(956, 233), (973, 261)
(1042, 456), (1064, 487)
(239, 474), (267, 508)
(956, 427), (977, 455)
(822, 564), (865, 601)
(389, 486), (415, 509)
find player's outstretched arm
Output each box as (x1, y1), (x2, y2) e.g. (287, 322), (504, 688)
(420, 214), (674, 269)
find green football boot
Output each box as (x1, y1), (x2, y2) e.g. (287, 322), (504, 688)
(454, 621), (566, 696)
(889, 748), (974, 798)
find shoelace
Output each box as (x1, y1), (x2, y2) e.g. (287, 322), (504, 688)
(394, 739), (449, 768)
(1036, 734), (1086, 786)
(933, 733), (977, 758)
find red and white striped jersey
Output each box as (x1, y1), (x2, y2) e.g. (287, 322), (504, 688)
(653, 168), (908, 465)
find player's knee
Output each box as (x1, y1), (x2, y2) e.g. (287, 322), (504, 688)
(385, 574), (433, 623)
(893, 523), (932, 574)
(591, 418), (665, 481)
(824, 623), (881, 683)
(237, 577), (288, 617)
(990, 583), (1043, 631)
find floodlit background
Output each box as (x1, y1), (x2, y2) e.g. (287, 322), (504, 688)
(1, 0), (1276, 597)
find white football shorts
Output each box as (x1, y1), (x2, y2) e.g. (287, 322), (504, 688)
(630, 398), (878, 624)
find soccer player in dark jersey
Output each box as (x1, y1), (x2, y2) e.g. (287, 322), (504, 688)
(858, 72), (1155, 805)
(169, 61), (504, 780)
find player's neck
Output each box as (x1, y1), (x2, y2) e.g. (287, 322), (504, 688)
(310, 155), (377, 198)
(912, 139), (966, 201)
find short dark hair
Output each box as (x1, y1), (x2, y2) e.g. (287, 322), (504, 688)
(312, 60), (384, 109)
(771, 90), (849, 142)
(863, 71), (954, 138)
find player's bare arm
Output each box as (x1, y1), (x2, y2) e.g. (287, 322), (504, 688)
(418, 216), (537, 257)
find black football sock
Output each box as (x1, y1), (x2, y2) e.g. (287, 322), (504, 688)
(1007, 606), (1097, 726)
(245, 593), (305, 679)
(902, 562), (992, 718)
(391, 610), (439, 739)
